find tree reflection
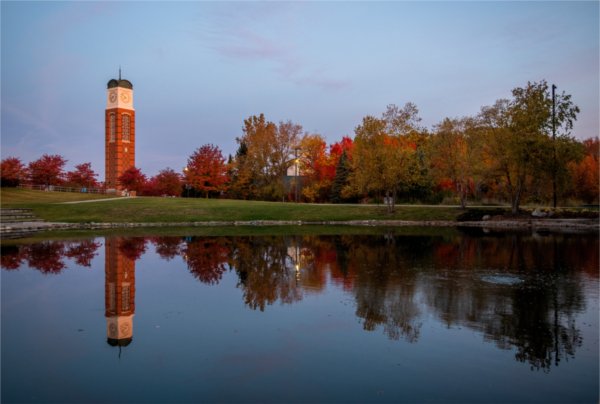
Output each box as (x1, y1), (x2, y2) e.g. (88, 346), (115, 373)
(118, 237), (147, 261)
(0, 245), (23, 270)
(0, 240), (101, 274)
(230, 236), (303, 311)
(344, 235), (430, 343)
(151, 236), (183, 260)
(183, 238), (230, 284)
(65, 240), (101, 267)
(1, 231), (596, 372)
(424, 232), (591, 371)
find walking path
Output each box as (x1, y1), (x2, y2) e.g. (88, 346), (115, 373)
(60, 196), (134, 204)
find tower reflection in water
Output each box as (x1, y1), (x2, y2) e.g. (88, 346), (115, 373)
(104, 238), (136, 350)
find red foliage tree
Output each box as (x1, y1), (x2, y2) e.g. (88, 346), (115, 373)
(118, 166), (147, 193)
(569, 137), (599, 203)
(28, 154), (67, 187)
(185, 144), (229, 198)
(329, 136), (354, 162)
(1, 157), (27, 187)
(65, 162), (99, 189)
(146, 168), (182, 196)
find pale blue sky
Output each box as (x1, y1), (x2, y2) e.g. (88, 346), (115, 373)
(2, 1), (598, 177)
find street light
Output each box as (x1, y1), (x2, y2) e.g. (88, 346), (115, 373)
(294, 147), (300, 203)
(183, 167), (190, 198)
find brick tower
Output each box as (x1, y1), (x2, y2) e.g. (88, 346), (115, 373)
(105, 73), (135, 193)
(105, 238), (136, 347)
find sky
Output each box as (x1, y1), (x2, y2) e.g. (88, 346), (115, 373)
(1, 1), (598, 178)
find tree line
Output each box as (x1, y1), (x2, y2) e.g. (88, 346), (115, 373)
(2, 80), (598, 210)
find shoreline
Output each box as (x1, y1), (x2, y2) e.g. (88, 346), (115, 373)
(1, 218), (598, 238)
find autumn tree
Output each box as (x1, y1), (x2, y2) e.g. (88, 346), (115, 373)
(1, 157), (27, 187)
(429, 117), (482, 208)
(65, 162), (99, 189)
(185, 144), (228, 198)
(298, 134), (333, 202)
(146, 168), (182, 196)
(569, 137), (599, 203)
(479, 81), (580, 213)
(232, 114), (303, 201)
(351, 103), (422, 212)
(28, 154), (67, 187)
(118, 166), (147, 193)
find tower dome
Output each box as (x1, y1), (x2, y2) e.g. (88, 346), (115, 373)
(107, 78), (133, 89)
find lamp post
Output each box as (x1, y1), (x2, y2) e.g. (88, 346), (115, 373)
(294, 147), (300, 203)
(552, 84), (557, 209)
(183, 167), (190, 198)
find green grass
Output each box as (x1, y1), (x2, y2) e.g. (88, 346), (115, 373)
(1, 188), (118, 204)
(1, 188), (462, 223)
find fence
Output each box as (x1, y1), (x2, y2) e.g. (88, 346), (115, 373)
(18, 184), (115, 195)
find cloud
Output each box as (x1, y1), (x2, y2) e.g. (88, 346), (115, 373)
(192, 4), (349, 91)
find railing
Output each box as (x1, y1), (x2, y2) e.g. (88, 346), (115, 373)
(18, 184), (115, 195)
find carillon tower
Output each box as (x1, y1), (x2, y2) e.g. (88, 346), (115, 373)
(105, 238), (136, 348)
(105, 71), (135, 192)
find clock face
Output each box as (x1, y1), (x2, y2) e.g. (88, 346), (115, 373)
(120, 323), (131, 334)
(109, 92), (117, 103)
(120, 93), (130, 103)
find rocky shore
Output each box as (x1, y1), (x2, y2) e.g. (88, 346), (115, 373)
(1, 218), (597, 238)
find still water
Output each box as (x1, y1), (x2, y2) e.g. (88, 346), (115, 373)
(2, 228), (598, 403)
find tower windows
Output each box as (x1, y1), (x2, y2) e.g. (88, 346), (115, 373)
(122, 114), (130, 142)
(122, 285), (130, 311)
(109, 113), (116, 142)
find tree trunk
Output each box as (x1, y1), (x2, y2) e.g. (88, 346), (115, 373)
(511, 177), (524, 214)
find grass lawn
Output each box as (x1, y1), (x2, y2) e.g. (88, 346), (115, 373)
(0, 188), (463, 223)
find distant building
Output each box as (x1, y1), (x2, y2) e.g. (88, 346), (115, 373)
(105, 73), (135, 192)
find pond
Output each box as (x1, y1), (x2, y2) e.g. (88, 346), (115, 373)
(1, 228), (598, 403)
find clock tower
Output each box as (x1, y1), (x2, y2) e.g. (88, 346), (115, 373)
(105, 237), (136, 348)
(105, 73), (135, 193)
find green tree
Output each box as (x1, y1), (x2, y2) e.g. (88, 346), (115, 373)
(479, 81), (580, 213)
(331, 150), (351, 203)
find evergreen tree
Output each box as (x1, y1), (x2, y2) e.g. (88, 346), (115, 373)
(331, 150), (350, 203)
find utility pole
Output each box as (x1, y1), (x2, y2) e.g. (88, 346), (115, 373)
(552, 84), (557, 209)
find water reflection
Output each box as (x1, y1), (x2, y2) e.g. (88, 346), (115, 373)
(105, 238), (136, 349)
(1, 231), (597, 372)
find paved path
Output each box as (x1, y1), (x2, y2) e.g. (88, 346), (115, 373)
(60, 196), (134, 204)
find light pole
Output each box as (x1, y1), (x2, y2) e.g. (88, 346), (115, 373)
(294, 147), (300, 203)
(552, 84), (557, 209)
(183, 167), (190, 198)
